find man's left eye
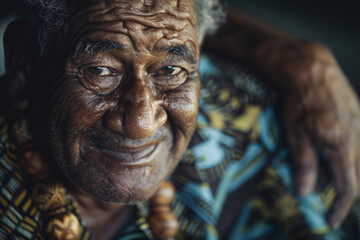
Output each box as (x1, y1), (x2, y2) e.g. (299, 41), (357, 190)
(152, 65), (188, 91)
(157, 66), (183, 76)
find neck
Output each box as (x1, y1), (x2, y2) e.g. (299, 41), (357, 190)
(68, 183), (137, 240)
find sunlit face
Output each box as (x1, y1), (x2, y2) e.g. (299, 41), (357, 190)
(42, 0), (200, 203)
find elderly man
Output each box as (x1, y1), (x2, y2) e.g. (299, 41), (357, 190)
(1, 0), (360, 239)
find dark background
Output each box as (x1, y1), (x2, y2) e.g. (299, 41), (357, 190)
(1, 0), (359, 91)
(229, 0), (360, 91)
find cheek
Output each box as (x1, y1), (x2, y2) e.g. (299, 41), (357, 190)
(50, 79), (114, 139)
(163, 78), (201, 134)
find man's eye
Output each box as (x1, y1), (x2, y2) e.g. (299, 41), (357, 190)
(152, 65), (188, 91)
(87, 66), (113, 76)
(80, 66), (122, 94)
(158, 66), (182, 76)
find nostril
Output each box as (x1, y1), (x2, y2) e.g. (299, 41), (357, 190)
(155, 107), (167, 128)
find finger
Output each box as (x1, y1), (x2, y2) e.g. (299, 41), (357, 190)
(325, 147), (357, 228)
(288, 131), (318, 196)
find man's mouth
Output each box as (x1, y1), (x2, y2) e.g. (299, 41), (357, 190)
(84, 141), (160, 168)
(98, 143), (158, 163)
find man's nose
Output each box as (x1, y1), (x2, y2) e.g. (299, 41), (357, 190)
(104, 75), (167, 139)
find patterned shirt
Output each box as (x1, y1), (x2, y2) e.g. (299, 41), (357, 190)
(1, 54), (359, 240)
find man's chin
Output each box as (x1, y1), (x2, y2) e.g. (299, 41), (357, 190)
(66, 162), (165, 204)
(83, 188), (155, 205)
(86, 186), (158, 205)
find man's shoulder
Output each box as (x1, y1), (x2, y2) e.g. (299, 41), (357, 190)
(0, 113), (44, 239)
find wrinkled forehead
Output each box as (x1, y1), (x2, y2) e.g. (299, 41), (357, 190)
(62, 0), (198, 54)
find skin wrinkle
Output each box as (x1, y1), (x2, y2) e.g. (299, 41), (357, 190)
(9, 1), (202, 238)
(83, 121), (166, 149)
(101, 0), (194, 25)
(73, 3), (192, 34)
(163, 77), (200, 139)
(143, 0), (155, 7)
(302, 66), (341, 142)
(93, 158), (133, 197)
(52, 83), (99, 166)
(44, 0), (200, 205)
(286, 63), (339, 142)
(79, 153), (132, 203)
(11, 0), (359, 233)
(78, 132), (143, 203)
(66, 24), (196, 63)
(60, 0), (197, 57)
(57, 0), (196, 59)
(124, 21), (150, 53)
(268, 41), (360, 227)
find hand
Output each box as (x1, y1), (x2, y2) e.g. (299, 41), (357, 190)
(201, 9), (360, 227)
(278, 41), (360, 228)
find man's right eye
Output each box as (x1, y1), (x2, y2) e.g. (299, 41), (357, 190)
(87, 66), (113, 76)
(80, 66), (123, 94)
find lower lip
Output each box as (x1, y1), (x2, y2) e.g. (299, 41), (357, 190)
(87, 143), (158, 167)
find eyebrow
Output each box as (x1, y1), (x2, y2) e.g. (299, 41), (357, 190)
(74, 39), (124, 55)
(73, 39), (197, 64)
(155, 45), (197, 64)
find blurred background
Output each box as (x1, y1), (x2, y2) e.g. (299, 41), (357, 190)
(1, 0), (359, 91)
(229, 0), (360, 92)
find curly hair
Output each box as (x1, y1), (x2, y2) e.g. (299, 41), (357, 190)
(24, 0), (225, 53)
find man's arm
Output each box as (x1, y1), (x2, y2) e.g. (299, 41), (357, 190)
(203, 7), (360, 228)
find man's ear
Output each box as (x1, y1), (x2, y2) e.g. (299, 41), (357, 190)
(4, 20), (40, 110)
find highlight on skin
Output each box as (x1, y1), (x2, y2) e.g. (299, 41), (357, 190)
(28, 0), (202, 204)
(24, 0), (225, 52)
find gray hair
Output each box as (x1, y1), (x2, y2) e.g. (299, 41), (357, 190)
(24, 0), (225, 53)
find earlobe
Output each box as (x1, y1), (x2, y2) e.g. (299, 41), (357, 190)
(4, 20), (40, 110)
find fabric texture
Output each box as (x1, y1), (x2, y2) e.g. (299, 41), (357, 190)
(1, 54), (359, 240)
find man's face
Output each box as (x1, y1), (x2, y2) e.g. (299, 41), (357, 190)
(42, 0), (200, 203)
